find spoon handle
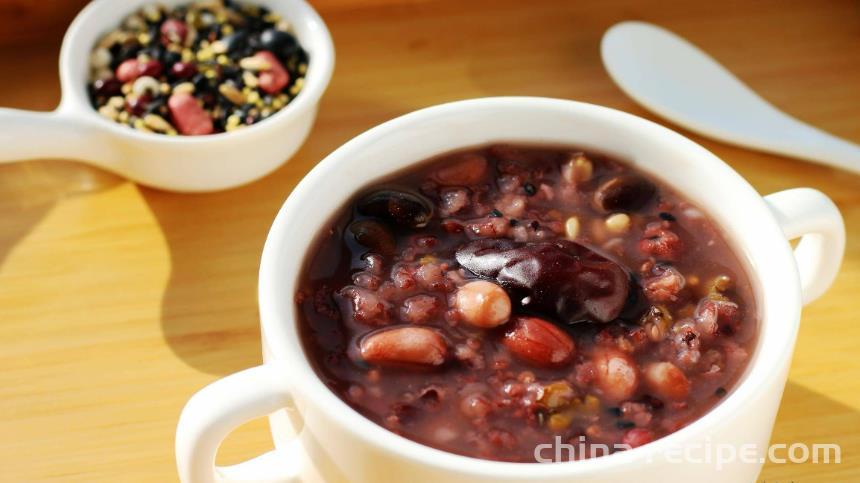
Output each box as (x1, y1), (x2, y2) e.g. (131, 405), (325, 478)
(601, 21), (860, 176)
(748, 110), (860, 175)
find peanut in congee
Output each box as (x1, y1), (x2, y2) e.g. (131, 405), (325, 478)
(296, 144), (756, 462)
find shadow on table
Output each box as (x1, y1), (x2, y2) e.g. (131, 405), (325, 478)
(142, 134), (347, 374)
(763, 381), (860, 478)
(0, 161), (121, 273)
(143, 85), (415, 374)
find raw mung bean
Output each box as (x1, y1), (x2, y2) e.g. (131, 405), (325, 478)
(87, 0), (308, 136)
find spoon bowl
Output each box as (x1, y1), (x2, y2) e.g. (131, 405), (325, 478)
(0, 0), (334, 192)
(601, 21), (860, 175)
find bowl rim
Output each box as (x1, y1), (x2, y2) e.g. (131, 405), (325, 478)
(258, 96), (801, 477)
(57, 0), (334, 144)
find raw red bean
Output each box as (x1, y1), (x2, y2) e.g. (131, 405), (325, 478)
(126, 94), (151, 116)
(167, 93), (214, 135)
(170, 62), (198, 79)
(360, 327), (448, 367)
(592, 348), (639, 403)
(89, 2), (308, 135)
(138, 60), (163, 79)
(643, 362), (690, 401)
(160, 18), (188, 45)
(93, 77), (122, 98)
(502, 316), (575, 368)
(256, 50), (290, 94)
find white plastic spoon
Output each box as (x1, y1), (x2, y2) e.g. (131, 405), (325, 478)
(601, 21), (860, 175)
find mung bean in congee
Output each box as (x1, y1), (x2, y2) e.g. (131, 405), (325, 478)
(296, 144), (757, 462)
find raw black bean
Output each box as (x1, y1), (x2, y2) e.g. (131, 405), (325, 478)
(261, 29), (299, 59)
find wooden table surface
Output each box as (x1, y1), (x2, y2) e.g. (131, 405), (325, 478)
(1, 0), (858, 481)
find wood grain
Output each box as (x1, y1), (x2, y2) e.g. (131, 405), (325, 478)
(0, 0), (858, 481)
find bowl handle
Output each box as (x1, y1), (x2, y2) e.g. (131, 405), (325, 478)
(176, 363), (302, 483)
(0, 107), (110, 164)
(764, 188), (845, 305)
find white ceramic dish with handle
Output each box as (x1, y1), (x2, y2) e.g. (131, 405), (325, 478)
(0, 0), (334, 192)
(176, 97), (844, 482)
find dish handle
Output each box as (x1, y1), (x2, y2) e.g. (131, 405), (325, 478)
(764, 188), (845, 305)
(176, 363), (302, 483)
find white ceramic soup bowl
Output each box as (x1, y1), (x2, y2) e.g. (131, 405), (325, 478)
(176, 97), (844, 483)
(0, 0), (334, 192)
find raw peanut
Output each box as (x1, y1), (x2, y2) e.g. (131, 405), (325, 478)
(454, 280), (511, 328)
(116, 59), (140, 83)
(254, 50), (290, 94)
(432, 153), (488, 186)
(167, 93), (213, 135)
(643, 361), (690, 401)
(502, 316), (575, 368)
(592, 348), (639, 403)
(359, 327), (448, 367)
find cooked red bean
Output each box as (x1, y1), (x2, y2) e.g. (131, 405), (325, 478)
(643, 264), (686, 303)
(639, 221), (684, 261)
(298, 144), (756, 463)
